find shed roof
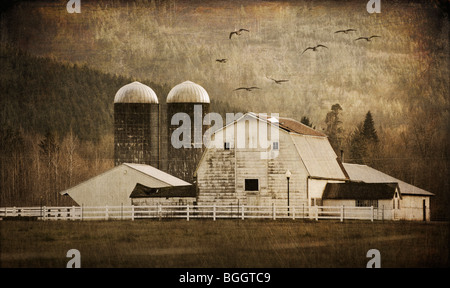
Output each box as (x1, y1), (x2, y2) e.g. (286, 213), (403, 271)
(343, 163), (434, 196)
(257, 114), (326, 137)
(323, 182), (399, 200)
(123, 163), (192, 187)
(130, 183), (195, 198)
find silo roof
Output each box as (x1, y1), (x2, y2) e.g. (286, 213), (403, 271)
(166, 80), (210, 103)
(114, 81), (159, 104)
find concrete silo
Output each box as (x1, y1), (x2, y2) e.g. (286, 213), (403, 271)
(164, 80), (210, 184)
(114, 81), (160, 167)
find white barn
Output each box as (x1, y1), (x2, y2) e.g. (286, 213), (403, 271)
(195, 112), (434, 221)
(195, 112), (348, 208)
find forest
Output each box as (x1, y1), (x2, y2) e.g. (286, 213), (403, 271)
(0, 0), (448, 219)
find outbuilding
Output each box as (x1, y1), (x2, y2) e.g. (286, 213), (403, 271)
(59, 163), (191, 207)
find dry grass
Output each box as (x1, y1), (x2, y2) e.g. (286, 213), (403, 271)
(0, 219), (448, 268)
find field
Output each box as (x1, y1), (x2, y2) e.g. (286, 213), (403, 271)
(0, 219), (448, 268)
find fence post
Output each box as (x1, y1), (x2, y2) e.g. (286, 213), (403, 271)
(43, 206), (47, 220)
(158, 204), (162, 221)
(71, 206), (75, 221)
(272, 203), (276, 220)
(340, 205), (344, 222)
(131, 205), (135, 221)
(187, 204), (190, 221)
(105, 205), (109, 220)
(213, 204), (216, 221)
(292, 206), (295, 220)
(13, 206), (16, 217)
(315, 206), (318, 221)
(241, 204), (244, 220)
(371, 206), (374, 222)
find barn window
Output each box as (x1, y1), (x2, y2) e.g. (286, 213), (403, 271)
(224, 142), (230, 150)
(356, 200), (378, 208)
(245, 179), (259, 191)
(273, 141), (279, 150)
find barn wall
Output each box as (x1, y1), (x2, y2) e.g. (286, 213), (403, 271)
(399, 195), (430, 221)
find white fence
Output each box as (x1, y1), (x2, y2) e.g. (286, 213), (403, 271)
(0, 204), (381, 221)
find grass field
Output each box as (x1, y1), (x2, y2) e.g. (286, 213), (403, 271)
(0, 219), (448, 268)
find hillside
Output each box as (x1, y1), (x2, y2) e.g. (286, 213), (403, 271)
(0, 44), (172, 141)
(1, 0), (448, 132)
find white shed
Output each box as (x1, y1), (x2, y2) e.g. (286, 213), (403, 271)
(59, 163), (191, 207)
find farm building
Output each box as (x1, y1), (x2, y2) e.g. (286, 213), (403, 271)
(343, 163), (434, 221)
(194, 112), (434, 221)
(59, 163), (191, 207)
(322, 182), (401, 220)
(195, 112), (349, 208)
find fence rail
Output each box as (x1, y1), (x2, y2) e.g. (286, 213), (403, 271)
(0, 204), (383, 221)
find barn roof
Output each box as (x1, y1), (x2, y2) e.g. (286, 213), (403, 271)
(343, 163), (434, 196)
(257, 114), (326, 137)
(323, 182), (399, 200)
(129, 183), (195, 198)
(291, 134), (348, 180)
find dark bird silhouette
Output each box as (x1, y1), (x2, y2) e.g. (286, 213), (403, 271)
(267, 77), (289, 84)
(301, 44), (328, 54)
(354, 35), (381, 41)
(234, 86), (260, 91)
(334, 28), (357, 34)
(229, 28), (250, 39)
(216, 59), (227, 63)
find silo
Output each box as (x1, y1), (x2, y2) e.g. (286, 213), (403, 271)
(164, 80), (210, 184)
(114, 81), (160, 167)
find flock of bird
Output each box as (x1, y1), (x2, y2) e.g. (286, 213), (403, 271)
(214, 28), (381, 92)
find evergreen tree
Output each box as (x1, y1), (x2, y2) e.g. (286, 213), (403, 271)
(300, 116), (313, 128)
(362, 111), (379, 142)
(325, 103), (344, 154)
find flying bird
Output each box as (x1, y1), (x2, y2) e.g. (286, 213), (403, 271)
(334, 28), (357, 34)
(216, 59), (227, 63)
(229, 28), (250, 39)
(234, 87), (260, 91)
(267, 77), (289, 84)
(354, 35), (381, 41)
(301, 44), (328, 54)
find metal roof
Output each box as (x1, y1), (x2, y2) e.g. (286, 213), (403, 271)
(257, 114), (326, 137)
(291, 134), (348, 180)
(166, 81), (210, 103)
(124, 163), (192, 187)
(343, 163), (434, 196)
(323, 182), (399, 200)
(114, 81), (159, 104)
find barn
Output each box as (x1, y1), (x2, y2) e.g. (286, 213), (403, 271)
(195, 112), (434, 221)
(195, 112), (348, 208)
(59, 163), (191, 207)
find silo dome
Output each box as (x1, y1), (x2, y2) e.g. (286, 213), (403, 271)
(114, 81), (159, 104)
(166, 81), (210, 103)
